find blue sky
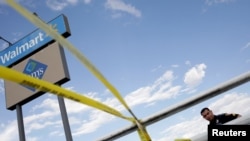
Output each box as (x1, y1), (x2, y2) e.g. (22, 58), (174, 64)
(0, 0), (250, 141)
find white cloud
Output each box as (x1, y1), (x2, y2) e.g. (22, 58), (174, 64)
(105, 0), (141, 18)
(125, 86), (153, 106)
(45, 0), (91, 11)
(0, 79), (4, 94)
(0, 120), (18, 141)
(171, 64), (179, 68)
(26, 136), (39, 141)
(208, 92), (250, 114)
(184, 63), (207, 88)
(26, 120), (62, 134)
(46, 0), (68, 11)
(125, 70), (181, 107)
(72, 110), (114, 135)
(30, 96), (60, 112)
(65, 98), (92, 114)
(158, 117), (205, 141)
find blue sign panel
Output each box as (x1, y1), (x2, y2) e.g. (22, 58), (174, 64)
(22, 59), (47, 91)
(0, 14), (70, 67)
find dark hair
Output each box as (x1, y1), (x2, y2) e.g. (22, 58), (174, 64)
(200, 107), (210, 114)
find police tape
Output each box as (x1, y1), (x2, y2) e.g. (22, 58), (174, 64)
(0, 66), (151, 140)
(5, 0), (152, 140)
(5, 0), (132, 115)
(135, 120), (152, 141)
(0, 66), (134, 121)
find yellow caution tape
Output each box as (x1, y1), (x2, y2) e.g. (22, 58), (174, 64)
(0, 66), (133, 122)
(5, 0), (151, 140)
(5, 0), (132, 114)
(135, 120), (152, 141)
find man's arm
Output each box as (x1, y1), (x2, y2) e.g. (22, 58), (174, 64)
(218, 113), (241, 124)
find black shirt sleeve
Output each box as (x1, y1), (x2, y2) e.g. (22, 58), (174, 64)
(217, 113), (240, 124)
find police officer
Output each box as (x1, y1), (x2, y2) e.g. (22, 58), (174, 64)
(200, 107), (242, 125)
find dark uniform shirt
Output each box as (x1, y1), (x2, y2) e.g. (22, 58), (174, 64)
(209, 113), (240, 125)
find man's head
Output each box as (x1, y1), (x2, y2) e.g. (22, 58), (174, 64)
(200, 107), (214, 121)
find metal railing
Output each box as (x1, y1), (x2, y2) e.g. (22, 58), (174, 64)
(97, 71), (250, 141)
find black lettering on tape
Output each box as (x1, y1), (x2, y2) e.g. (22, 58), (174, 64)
(21, 80), (40, 89)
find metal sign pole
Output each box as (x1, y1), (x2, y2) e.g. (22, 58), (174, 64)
(58, 95), (73, 141)
(16, 104), (26, 141)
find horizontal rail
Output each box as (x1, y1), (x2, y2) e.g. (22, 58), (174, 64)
(97, 71), (250, 141)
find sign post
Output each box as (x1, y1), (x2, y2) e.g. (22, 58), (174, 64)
(2, 14), (72, 141)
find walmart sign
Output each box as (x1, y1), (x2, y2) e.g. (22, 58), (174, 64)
(0, 14), (71, 67)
